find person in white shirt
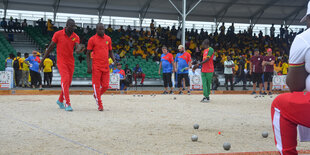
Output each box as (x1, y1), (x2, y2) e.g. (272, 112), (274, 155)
(271, 2), (310, 154)
(224, 56), (234, 90)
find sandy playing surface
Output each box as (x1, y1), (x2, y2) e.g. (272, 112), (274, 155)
(0, 94), (309, 154)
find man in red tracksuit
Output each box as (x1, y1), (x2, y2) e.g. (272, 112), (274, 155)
(271, 2), (310, 154)
(40, 19), (84, 111)
(87, 23), (115, 111)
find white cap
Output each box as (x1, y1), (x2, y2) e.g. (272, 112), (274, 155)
(178, 45), (184, 50)
(300, 1), (310, 23)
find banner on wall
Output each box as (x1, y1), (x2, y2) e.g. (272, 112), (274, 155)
(0, 71), (13, 89)
(189, 69), (203, 90)
(272, 75), (289, 90)
(108, 73), (120, 89)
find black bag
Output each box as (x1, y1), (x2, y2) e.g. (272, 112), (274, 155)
(13, 58), (20, 70)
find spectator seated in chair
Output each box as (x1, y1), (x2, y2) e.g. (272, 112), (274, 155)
(113, 63), (129, 90)
(133, 64), (145, 85)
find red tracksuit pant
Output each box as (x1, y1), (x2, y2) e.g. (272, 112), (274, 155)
(271, 92), (310, 155)
(58, 63), (74, 107)
(92, 66), (110, 107)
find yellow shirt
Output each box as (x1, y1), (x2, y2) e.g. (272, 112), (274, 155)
(109, 58), (113, 72)
(119, 50), (126, 58)
(274, 64), (282, 73)
(20, 58), (29, 71)
(107, 27), (113, 33)
(189, 41), (196, 50)
(43, 58), (53, 72)
(282, 63), (288, 75)
(47, 21), (53, 31)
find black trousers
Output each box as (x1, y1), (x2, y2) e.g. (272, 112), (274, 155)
(163, 73), (172, 88)
(177, 73), (190, 88)
(224, 74), (234, 90)
(235, 72), (247, 86)
(44, 72), (53, 86)
(14, 69), (21, 86)
(30, 70), (42, 86)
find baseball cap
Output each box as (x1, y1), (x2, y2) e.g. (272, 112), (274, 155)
(300, 1), (310, 23)
(178, 45), (184, 50)
(267, 48), (272, 52)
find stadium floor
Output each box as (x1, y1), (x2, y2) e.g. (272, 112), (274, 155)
(0, 94), (309, 154)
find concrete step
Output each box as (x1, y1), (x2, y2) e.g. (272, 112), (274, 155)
(11, 43), (36, 47)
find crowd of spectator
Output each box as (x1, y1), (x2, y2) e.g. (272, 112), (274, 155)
(1, 17), (302, 90)
(5, 51), (55, 89)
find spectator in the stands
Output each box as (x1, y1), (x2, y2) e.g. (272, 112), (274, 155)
(280, 25), (285, 38)
(14, 18), (21, 33)
(5, 54), (14, 88)
(25, 51), (43, 90)
(150, 19), (155, 37)
(36, 18), (46, 34)
(234, 55), (248, 90)
(124, 64), (133, 86)
(113, 63), (128, 90)
(281, 57), (289, 75)
(21, 19), (27, 31)
(1, 17), (7, 32)
(270, 24), (275, 38)
(114, 51), (120, 62)
(43, 56), (53, 88)
(228, 23), (234, 34)
(224, 56), (234, 90)
(47, 19), (54, 37)
(107, 24), (113, 34)
(126, 25), (132, 36)
(133, 64), (145, 85)
(21, 53), (30, 88)
(13, 52), (23, 87)
(35, 52), (41, 63)
(219, 22), (225, 35)
(8, 17), (14, 33)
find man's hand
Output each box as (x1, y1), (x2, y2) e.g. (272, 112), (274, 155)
(158, 70), (161, 75)
(87, 66), (92, 74)
(75, 44), (85, 53)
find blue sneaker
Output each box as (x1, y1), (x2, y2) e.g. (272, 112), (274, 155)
(56, 100), (65, 109)
(65, 106), (73, 111)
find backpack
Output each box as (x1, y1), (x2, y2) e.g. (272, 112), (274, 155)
(13, 58), (20, 70)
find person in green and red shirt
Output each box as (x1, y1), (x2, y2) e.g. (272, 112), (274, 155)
(193, 39), (214, 102)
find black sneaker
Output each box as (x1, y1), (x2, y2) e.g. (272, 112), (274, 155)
(182, 88), (185, 91)
(259, 91), (265, 95)
(268, 92), (273, 95)
(262, 92), (267, 95)
(187, 91), (191, 95)
(201, 97), (209, 103)
(251, 91), (256, 95)
(169, 91), (173, 94)
(162, 91), (168, 94)
(179, 91), (183, 95)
